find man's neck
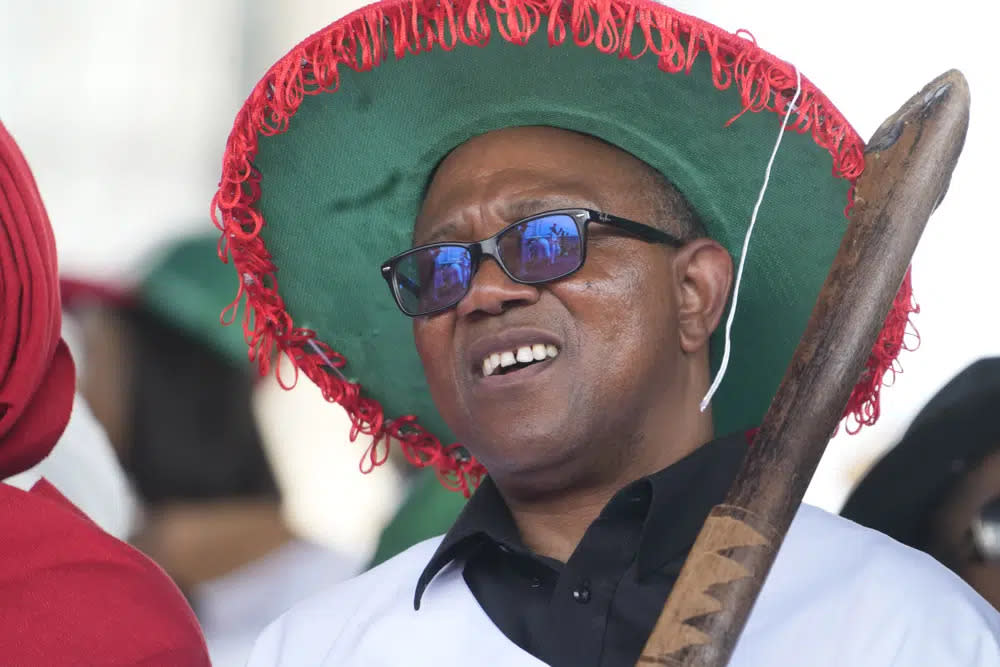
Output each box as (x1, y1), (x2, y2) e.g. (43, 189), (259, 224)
(505, 485), (626, 562)
(497, 427), (712, 563)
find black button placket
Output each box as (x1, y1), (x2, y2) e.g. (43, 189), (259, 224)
(542, 503), (645, 667)
(438, 436), (748, 667)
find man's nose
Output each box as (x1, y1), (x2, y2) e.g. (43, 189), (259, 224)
(455, 258), (541, 318)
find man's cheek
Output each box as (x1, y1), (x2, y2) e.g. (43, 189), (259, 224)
(412, 322), (444, 369)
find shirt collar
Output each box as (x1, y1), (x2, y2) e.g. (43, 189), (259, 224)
(414, 432), (749, 609)
(413, 475), (520, 609)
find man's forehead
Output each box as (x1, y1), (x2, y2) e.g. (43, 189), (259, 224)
(414, 127), (646, 236)
(441, 126), (626, 167)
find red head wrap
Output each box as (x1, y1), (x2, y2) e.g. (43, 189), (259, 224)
(0, 120), (211, 666)
(0, 119), (75, 478)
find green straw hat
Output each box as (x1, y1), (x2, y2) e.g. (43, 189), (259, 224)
(212, 0), (917, 496)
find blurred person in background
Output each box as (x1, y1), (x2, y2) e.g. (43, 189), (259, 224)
(0, 118), (211, 665)
(843, 358), (1000, 610)
(5, 381), (141, 542)
(62, 234), (360, 667)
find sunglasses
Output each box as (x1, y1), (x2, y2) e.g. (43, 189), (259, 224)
(381, 208), (684, 317)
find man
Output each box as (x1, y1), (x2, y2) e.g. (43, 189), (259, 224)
(0, 118), (211, 665)
(211, 1), (1000, 664)
(843, 357), (1000, 610)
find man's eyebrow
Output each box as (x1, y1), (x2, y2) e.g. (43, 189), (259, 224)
(412, 220), (458, 246)
(504, 196), (591, 221)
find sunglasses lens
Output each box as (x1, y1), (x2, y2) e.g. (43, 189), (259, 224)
(394, 246), (473, 315)
(498, 214), (582, 282)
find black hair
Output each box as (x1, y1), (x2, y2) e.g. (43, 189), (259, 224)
(120, 306), (281, 505)
(635, 160), (706, 240)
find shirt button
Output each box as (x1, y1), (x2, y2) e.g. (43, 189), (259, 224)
(572, 582), (591, 603)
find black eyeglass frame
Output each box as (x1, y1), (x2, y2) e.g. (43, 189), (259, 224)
(380, 208), (685, 317)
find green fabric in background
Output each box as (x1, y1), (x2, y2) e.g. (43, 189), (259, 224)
(140, 234), (250, 370)
(369, 469), (469, 568)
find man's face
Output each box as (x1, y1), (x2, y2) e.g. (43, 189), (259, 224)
(411, 127), (725, 491)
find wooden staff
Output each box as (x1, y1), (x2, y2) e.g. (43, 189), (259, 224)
(637, 69), (971, 666)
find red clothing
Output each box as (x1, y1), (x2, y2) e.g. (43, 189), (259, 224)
(0, 119), (72, 480)
(0, 119), (211, 665)
(0, 480), (211, 666)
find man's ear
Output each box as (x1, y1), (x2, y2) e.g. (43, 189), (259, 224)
(673, 238), (733, 355)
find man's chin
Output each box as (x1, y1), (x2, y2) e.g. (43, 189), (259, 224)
(465, 433), (592, 494)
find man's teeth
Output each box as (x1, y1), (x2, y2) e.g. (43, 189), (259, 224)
(482, 344), (559, 376)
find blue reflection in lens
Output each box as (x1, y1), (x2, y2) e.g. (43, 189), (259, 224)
(395, 246), (472, 314)
(414, 246), (471, 313)
(431, 247), (472, 294)
(503, 214), (581, 282)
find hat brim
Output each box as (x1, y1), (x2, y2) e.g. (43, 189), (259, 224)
(214, 0), (916, 493)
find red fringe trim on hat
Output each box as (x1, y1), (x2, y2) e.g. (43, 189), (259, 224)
(211, 0), (917, 497)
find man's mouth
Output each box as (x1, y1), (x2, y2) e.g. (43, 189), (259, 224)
(480, 343), (559, 377)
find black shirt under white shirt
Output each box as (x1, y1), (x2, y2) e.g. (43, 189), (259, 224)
(414, 433), (748, 667)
